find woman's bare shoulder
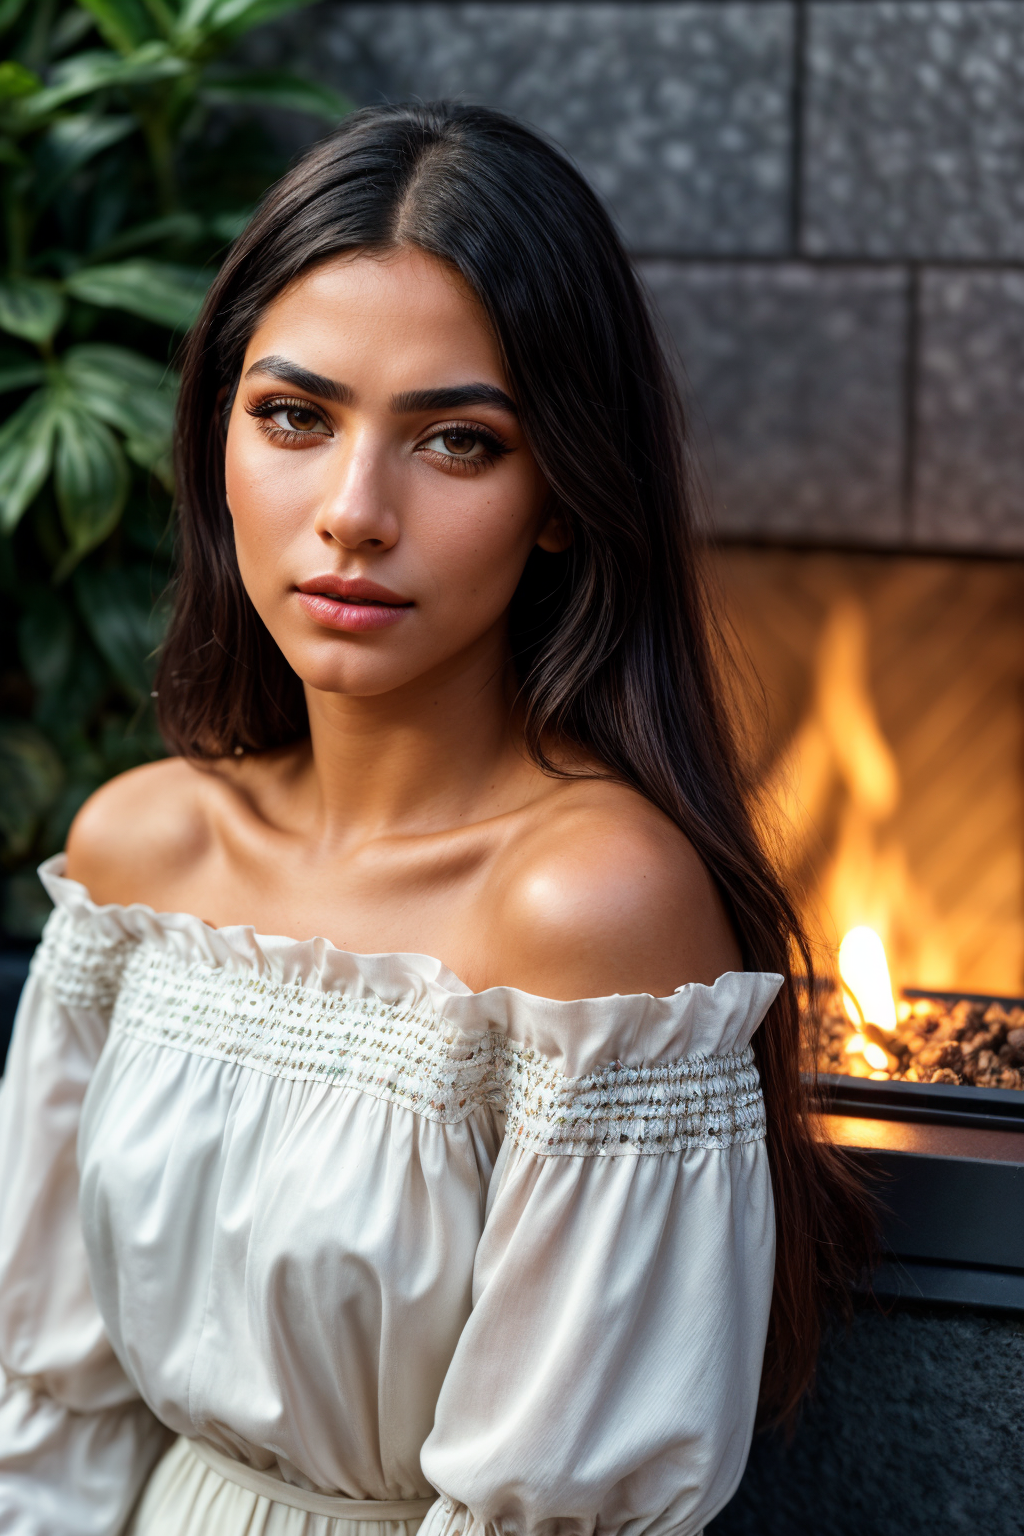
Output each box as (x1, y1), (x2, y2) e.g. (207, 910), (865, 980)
(485, 777), (743, 1000)
(65, 746), (311, 908)
(64, 757), (219, 906)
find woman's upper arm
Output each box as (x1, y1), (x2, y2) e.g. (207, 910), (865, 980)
(417, 963), (781, 1536)
(0, 888), (171, 1530)
(485, 788), (743, 999)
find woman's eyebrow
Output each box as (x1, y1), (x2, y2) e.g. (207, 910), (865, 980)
(244, 356), (352, 404)
(242, 362), (516, 418)
(390, 384), (518, 415)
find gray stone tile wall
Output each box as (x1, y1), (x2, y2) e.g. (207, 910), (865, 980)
(804, 1), (1024, 260)
(644, 263), (906, 543)
(914, 271), (1024, 551)
(316, 3), (793, 254)
(293, 0), (1024, 553)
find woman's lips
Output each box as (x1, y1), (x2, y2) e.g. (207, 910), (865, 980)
(296, 579), (413, 633)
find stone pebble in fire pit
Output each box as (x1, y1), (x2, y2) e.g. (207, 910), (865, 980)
(816, 993), (1024, 1089)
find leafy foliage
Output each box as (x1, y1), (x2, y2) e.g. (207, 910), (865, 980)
(0, 0), (348, 934)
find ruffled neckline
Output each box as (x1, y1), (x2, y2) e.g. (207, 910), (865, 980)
(37, 854), (783, 1070)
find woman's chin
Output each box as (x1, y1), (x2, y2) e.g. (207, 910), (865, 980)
(290, 650), (439, 702)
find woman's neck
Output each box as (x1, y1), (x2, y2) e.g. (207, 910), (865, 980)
(301, 631), (533, 844)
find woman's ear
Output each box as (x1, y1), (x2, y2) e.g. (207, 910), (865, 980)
(536, 501), (573, 554)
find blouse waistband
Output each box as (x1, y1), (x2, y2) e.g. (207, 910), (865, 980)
(187, 1438), (437, 1521)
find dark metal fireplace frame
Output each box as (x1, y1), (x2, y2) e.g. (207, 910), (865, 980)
(816, 1068), (1024, 1312)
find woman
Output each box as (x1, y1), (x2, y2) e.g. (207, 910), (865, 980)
(0, 103), (871, 1536)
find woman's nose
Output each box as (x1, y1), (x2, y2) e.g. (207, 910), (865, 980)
(312, 434), (400, 552)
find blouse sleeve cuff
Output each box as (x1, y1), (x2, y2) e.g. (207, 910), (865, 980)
(0, 1372), (172, 1536)
(418, 1499), (710, 1536)
(418, 1496), (488, 1536)
(419, 1495), (607, 1536)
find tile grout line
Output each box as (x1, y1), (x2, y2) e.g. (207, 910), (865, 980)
(629, 253), (1024, 272)
(789, 0), (808, 257)
(901, 264), (921, 545)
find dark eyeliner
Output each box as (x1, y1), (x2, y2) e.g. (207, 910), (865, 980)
(245, 394), (328, 423)
(417, 421), (511, 457)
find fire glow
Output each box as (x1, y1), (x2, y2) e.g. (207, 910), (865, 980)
(747, 579), (1024, 1090)
(766, 596), (965, 1001)
(838, 926), (898, 1076)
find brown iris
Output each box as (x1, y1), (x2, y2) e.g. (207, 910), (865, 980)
(286, 406), (326, 432)
(441, 430), (477, 455)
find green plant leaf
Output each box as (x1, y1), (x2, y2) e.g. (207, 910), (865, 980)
(63, 343), (177, 479)
(17, 587), (75, 694)
(31, 637), (109, 751)
(0, 389), (57, 532)
(65, 258), (211, 329)
(17, 45), (189, 121)
(201, 68), (349, 120)
(49, 6), (98, 55)
(0, 60), (40, 100)
(204, 0), (315, 39)
(0, 719), (64, 862)
(0, 277), (66, 342)
(207, 208), (250, 242)
(64, 340), (175, 403)
(175, 0), (222, 32)
(0, 0), (32, 39)
(74, 564), (164, 699)
(88, 211), (204, 262)
(53, 404), (130, 575)
(34, 113), (137, 207)
(77, 0), (157, 55)
(124, 437), (174, 489)
(0, 358), (46, 392)
(140, 0), (178, 39)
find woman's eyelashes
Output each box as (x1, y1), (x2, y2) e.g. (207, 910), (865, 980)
(247, 396), (332, 442)
(244, 397), (511, 470)
(416, 423), (509, 471)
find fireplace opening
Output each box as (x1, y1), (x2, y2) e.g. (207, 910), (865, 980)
(715, 544), (1024, 1310)
(715, 545), (1024, 1093)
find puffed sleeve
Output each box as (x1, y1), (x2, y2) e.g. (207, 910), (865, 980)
(0, 869), (172, 1534)
(419, 971), (783, 1536)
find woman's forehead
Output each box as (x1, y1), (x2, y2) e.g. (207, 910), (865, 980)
(245, 248), (507, 395)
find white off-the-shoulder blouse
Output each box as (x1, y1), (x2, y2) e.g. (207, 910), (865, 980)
(0, 855), (781, 1536)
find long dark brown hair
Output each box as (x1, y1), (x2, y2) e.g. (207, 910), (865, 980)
(158, 100), (875, 1427)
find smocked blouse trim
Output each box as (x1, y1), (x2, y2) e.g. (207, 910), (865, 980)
(32, 856), (782, 1154)
(119, 944), (767, 1151)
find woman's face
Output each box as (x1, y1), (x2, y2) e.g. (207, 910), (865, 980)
(224, 246), (559, 700)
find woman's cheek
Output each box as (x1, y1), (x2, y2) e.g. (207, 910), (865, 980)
(416, 474), (542, 600)
(228, 451), (319, 571)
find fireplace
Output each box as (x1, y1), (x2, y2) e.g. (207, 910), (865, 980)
(714, 544), (1024, 1312)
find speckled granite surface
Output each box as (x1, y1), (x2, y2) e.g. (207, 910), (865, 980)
(708, 1304), (1024, 1536)
(312, 2), (793, 254)
(644, 261), (906, 543)
(804, 1), (1024, 259)
(915, 270), (1024, 551)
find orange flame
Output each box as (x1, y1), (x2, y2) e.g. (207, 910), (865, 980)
(838, 926), (897, 1031)
(765, 597), (958, 996)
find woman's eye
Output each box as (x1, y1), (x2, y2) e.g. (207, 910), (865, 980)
(270, 405), (330, 434)
(423, 429), (489, 459)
